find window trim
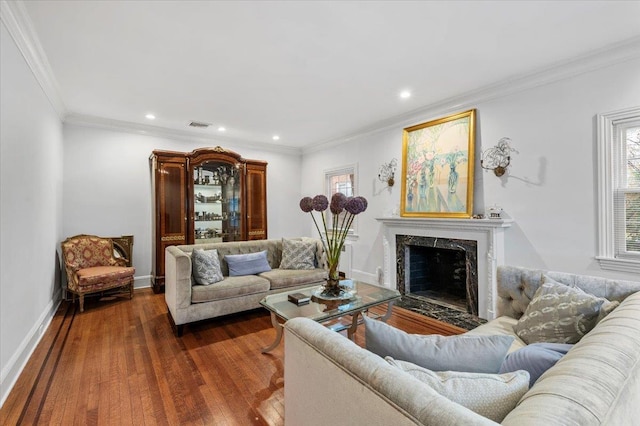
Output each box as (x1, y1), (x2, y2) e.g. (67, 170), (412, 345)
(324, 163), (359, 239)
(596, 106), (640, 273)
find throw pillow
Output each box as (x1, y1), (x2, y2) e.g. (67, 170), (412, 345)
(513, 278), (618, 344)
(499, 342), (573, 387)
(363, 316), (514, 373)
(225, 250), (272, 276)
(386, 357), (530, 422)
(192, 249), (224, 285)
(279, 238), (316, 270)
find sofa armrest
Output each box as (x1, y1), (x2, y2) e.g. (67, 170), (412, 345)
(284, 318), (497, 426)
(502, 291), (640, 425)
(165, 246), (193, 323)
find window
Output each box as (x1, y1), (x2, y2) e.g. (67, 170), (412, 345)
(596, 106), (640, 273)
(325, 164), (357, 235)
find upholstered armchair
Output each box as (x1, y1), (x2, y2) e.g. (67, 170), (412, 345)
(61, 234), (135, 312)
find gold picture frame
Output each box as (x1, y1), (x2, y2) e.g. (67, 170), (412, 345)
(401, 109), (476, 218)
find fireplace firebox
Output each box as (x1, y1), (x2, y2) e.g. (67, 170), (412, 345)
(397, 235), (478, 315)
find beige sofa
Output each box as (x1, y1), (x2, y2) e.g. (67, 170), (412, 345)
(284, 266), (640, 425)
(165, 238), (327, 336)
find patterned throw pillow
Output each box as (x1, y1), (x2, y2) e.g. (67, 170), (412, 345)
(513, 279), (618, 344)
(386, 357), (530, 422)
(192, 249), (224, 285)
(279, 239), (316, 270)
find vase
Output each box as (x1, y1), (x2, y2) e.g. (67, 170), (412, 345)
(428, 167), (436, 188)
(313, 262), (356, 301)
(448, 165), (458, 193)
(321, 262), (342, 297)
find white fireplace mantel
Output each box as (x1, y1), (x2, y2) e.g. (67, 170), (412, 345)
(376, 217), (513, 320)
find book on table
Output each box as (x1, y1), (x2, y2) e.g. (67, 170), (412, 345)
(288, 292), (310, 305)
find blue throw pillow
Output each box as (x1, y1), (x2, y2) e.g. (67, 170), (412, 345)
(225, 250), (272, 276)
(363, 316), (514, 374)
(499, 342), (573, 387)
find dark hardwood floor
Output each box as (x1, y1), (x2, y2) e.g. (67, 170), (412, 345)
(1, 288), (464, 425)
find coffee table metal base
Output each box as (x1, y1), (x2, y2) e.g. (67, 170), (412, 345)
(261, 300), (395, 353)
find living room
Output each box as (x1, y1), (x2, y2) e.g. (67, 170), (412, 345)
(2, 1), (640, 423)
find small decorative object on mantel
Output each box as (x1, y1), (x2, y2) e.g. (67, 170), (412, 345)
(300, 193), (368, 299)
(378, 158), (398, 187)
(481, 137), (518, 177)
(487, 205), (503, 219)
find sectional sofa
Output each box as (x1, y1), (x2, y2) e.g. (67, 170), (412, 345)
(165, 238), (327, 336)
(284, 266), (640, 425)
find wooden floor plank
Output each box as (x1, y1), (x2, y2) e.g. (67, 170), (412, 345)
(0, 288), (463, 425)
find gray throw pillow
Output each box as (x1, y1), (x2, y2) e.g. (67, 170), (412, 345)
(225, 250), (272, 276)
(513, 278), (619, 344)
(387, 357), (530, 422)
(279, 238), (316, 270)
(499, 342), (573, 387)
(192, 249), (223, 285)
(363, 316), (514, 373)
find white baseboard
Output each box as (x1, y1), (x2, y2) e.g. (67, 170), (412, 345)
(351, 269), (378, 286)
(0, 290), (61, 408)
(134, 275), (152, 289)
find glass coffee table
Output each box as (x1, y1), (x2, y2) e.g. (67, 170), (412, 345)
(259, 280), (400, 353)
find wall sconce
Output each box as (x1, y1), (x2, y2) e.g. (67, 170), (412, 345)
(378, 158), (397, 187)
(481, 137), (518, 177)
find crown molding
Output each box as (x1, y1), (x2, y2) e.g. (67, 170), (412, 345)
(64, 113), (303, 156)
(0, 0), (66, 118)
(303, 36), (640, 155)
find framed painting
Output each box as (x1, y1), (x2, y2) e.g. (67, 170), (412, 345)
(400, 109), (476, 218)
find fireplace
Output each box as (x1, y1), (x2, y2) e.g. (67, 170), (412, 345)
(397, 235), (478, 315)
(377, 217), (513, 320)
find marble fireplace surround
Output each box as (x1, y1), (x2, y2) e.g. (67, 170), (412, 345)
(377, 217), (513, 320)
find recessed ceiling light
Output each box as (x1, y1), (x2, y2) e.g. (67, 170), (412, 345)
(145, 113), (156, 120)
(400, 91), (411, 99)
(218, 127), (226, 132)
(272, 135), (280, 141)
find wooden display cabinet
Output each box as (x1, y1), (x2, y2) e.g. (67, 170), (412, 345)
(150, 147), (267, 293)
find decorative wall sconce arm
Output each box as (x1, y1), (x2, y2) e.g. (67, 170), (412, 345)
(481, 137), (518, 177)
(378, 158), (398, 187)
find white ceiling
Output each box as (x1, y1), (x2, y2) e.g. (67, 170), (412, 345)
(14, 0), (640, 149)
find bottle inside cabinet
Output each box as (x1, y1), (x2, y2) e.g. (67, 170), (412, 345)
(193, 161), (243, 243)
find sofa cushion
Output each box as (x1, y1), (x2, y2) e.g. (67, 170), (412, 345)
(464, 316), (527, 354)
(225, 250), (272, 276)
(279, 238), (316, 270)
(363, 316), (514, 373)
(386, 357), (530, 422)
(191, 275), (270, 303)
(499, 342), (573, 387)
(513, 278), (619, 344)
(77, 265), (135, 287)
(259, 268), (327, 289)
(191, 249), (224, 285)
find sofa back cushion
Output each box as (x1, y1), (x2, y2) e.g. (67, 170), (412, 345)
(496, 265), (640, 319)
(176, 238), (325, 280)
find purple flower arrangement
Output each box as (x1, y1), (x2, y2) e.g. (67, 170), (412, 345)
(300, 193), (368, 287)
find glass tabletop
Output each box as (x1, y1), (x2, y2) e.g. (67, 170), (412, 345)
(260, 280), (400, 323)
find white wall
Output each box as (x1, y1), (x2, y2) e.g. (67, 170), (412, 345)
(0, 22), (64, 405)
(302, 57), (640, 284)
(62, 124), (307, 286)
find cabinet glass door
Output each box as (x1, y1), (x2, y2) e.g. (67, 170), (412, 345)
(193, 162), (242, 243)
